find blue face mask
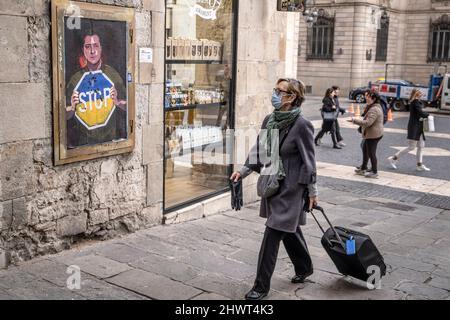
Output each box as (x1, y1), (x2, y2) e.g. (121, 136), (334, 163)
(271, 92), (282, 110)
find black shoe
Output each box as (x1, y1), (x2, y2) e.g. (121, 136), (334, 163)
(291, 269), (314, 283)
(333, 145), (342, 149)
(244, 289), (268, 300)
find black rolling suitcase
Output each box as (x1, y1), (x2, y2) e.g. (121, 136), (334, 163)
(310, 206), (387, 282)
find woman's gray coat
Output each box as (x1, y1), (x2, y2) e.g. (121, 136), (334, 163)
(239, 114), (317, 233)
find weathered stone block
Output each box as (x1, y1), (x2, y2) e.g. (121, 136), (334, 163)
(0, 16), (29, 82)
(100, 158), (118, 177)
(89, 209), (109, 226)
(56, 213), (87, 237)
(0, 0), (47, 16)
(149, 83), (164, 123)
(0, 201), (12, 231)
(136, 11), (151, 46)
(138, 58), (153, 84)
(0, 142), (34, 201)
(151, 11), (164, 48)
(0, 249), (10, 269)
(33, 221), (56, 232)
(109, 202), (141, 220)
(151, 47), (164, 84)
(12, 197), (28, 229)
(142, 123), (163, 165)
(0, 83), (46, 144)
(140, 203), (163, 227)
(146, 161), (163, 205)
(143, 0), (164, 12)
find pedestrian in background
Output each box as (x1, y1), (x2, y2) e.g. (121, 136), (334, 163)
(230, 78), (318, 300)
(348, 91), (384, 178)
(315, 88), (341, 149)
(332, 85), (346, 147)
(388, 89), (431, 171)
(355, 90), (372, 171)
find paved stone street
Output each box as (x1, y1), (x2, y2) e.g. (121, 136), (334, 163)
(1, 185), (449, 300)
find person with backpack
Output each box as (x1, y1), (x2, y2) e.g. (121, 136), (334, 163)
(332, 86), (346, 147)
(387, 89), (431, 172)
(314, 88), (341, 149)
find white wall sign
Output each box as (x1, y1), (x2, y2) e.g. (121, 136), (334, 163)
(139, 48), (153, 63)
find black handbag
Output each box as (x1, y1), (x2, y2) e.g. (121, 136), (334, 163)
(322, 110), (338, 121)
(256, 126), (291, 199)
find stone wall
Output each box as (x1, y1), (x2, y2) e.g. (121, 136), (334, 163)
(0, 0), (296, 266)
(0, 0), (165, 265)
(297, 0), (450, 96)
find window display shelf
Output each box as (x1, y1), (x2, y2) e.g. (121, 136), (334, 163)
(165, 101), (227, 112)
(165, 140), (226, 159)
(166, 60), (223, 65)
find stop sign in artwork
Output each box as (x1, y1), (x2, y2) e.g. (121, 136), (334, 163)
(74, 70), (115, 130)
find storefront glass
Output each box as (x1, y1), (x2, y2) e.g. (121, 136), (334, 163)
(164, 0), (237, 210)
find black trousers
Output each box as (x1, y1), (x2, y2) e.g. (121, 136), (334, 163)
(361, 136), (382, 173)
(335, 120), (343, 142)
(315, 122), (338, 146)
(253, 226), (313, 293)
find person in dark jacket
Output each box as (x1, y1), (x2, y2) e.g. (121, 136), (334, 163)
(332, 86), (346, 147)
(230, 78), (318, 300)
(388, 89), (430, 171)
(314, 88), (341, 149)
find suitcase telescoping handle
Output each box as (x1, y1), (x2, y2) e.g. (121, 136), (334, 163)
(309, 205), (345, 249)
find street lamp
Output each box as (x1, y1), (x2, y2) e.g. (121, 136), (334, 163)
(303, 0), (319, 27)
(380, 9), (389, 25)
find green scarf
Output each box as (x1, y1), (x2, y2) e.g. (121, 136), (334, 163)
(262, 107), (301, 179)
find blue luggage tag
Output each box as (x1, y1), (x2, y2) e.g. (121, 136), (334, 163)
(346, 236), (356, 255)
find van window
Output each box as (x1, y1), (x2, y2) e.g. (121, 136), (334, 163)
(448, 79), (450, 89)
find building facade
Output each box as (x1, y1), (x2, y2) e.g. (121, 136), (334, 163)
(0, 0), (298, 266)
(297, 0), (450, 96)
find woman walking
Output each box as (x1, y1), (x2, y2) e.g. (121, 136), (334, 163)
(348, 91), (384, 178)
(332, 85), (347, 147)
(315, 88), (341, 149)
(230, 78), (318, 300)
(388, 89), (430, 171)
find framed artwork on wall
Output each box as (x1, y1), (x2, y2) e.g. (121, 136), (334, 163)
(51, 0), (135, 165)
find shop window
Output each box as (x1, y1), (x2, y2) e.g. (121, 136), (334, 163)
(375, 15), (389, 62)
(428, 14), (450, 62)
(306, 13), (335, 60)
(164, 0), (237, 211)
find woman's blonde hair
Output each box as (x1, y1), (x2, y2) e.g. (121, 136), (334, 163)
(409, 88), (422, 103)
(276, 78), (306, 107)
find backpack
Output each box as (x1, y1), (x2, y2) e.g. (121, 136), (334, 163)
(380, 98), (389, 125)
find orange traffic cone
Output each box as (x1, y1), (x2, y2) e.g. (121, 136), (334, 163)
(355, 104), (361, 117)
(387, 108), (394, 122)
(348, 103), (355, 114)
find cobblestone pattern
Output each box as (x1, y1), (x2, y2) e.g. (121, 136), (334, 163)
(0, 188), (449, 300)
(319, 176), (450, 210)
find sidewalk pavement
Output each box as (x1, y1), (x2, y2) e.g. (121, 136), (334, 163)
(1, 187), (450, 300)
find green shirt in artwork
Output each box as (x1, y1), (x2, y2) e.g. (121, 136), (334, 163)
(66, 65), (127, 149)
